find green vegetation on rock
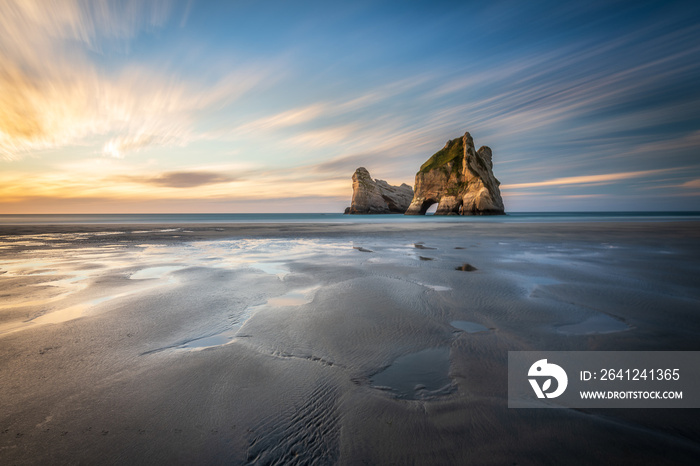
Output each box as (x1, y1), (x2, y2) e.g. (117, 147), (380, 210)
(446, 181), (468, 196)
(419, 138), (463, 173)
(406, 130), (504, 216)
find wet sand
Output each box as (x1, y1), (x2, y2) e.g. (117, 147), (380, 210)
(0, 221), (699, 464)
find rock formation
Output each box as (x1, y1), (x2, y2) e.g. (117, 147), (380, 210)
(345, 167), (414, 214)
(405, 132), (505, 215)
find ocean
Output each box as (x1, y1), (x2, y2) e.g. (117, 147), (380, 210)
(0, 211), (698, 225)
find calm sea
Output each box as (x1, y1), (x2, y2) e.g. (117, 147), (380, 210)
(0, 212), (698, 225)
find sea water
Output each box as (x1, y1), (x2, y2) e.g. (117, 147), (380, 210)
(0, 211), (698, 225)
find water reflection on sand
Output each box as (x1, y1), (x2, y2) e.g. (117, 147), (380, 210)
(0, 237), (346, 335)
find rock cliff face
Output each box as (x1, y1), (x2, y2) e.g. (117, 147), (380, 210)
(405, 132), (505, 215)
(345, 167), (414, 214)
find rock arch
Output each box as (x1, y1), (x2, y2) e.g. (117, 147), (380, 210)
(405, 132), (504, 216)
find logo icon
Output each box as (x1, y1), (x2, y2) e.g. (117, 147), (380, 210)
(528, 359), (568, 398)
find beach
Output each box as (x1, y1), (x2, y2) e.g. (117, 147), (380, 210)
(1, 220), (699, 464)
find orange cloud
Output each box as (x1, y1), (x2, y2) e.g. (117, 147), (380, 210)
(680, 179), (700, 189)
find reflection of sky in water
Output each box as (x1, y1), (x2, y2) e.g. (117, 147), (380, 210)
(0, 232), (647, 343)
(172, 286), (319, 351)
(26, 283), (175, 328)
(130, 266), (186, 280)
(416, 283), (451, 291)
(371, 347), (452, 400)
(451, 321), (489, 333)
(191, 239), (353, 275)
(250, 262), (288, 277)
(0, 236), (348, 334)
(489, 239), (613, 265)
(557, 314), (630, 335)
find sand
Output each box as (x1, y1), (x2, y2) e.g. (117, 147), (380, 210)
(0, 221), (699, 464)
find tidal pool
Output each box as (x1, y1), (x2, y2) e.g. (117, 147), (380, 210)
(370, 347), (452, 400)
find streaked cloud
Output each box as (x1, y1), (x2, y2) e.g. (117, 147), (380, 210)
(560, 194), (605, 199)
(680, 179), (700, 189)
(0, 0), (171, 57)
(117, 171), (237, 188)
(235, 104), (329, 134)
(0, 0), (173, 159)
(0, 0), (277, 160)
(0, 61), (273, 159)
(501, 169), (683, 190)
(285, 124), (360, 148)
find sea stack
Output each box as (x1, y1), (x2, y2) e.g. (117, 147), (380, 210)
(345, 167), (414, 214)
(405, 131), (505, 215)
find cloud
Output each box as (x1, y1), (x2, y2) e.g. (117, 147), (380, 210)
(285, 124), (360, 148)
(560, 194), (606, 199)
(103, 134), (158, 159)
(501, 168), (682, 190)
(0, 61), (187, 159)
(0, 0), (277, 160)
(0, 0), (170, 159)
(680, 179), (700, 189)
(224, 74), (432, 149)
(311, 151), (385, 174)
(118, 171), (237, 188)
(409, 24), (700, 178)
(235, 104), (329, 134)
(220, 21), (699, 185)
(0, 54), (277, 159)
(0, 0), (172, 58)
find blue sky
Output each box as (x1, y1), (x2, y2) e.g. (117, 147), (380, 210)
(1, 0), (699, 212)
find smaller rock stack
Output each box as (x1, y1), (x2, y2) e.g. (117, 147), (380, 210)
(344, 167), (414, 214)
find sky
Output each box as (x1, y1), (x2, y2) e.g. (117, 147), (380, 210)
(1, 0), (699, 213)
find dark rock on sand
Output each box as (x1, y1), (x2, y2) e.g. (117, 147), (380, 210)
(346, 167), (414, 214)
(456, 263), (477, 271)
(405, 131), (505, 215)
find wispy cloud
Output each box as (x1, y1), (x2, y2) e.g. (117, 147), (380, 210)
(0, 0), (172, 59)
(501, 168), (683, 190)
(225, 19), (700, 189)
(680, 179), (700, 189)
(0, 60), (273, 159)
(116, 171), (237, 188)
(235, 104), (329, 134)
(560, 194), (606, 199)
(285, 124), (361, 148)
(0, 0), (278, 160)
